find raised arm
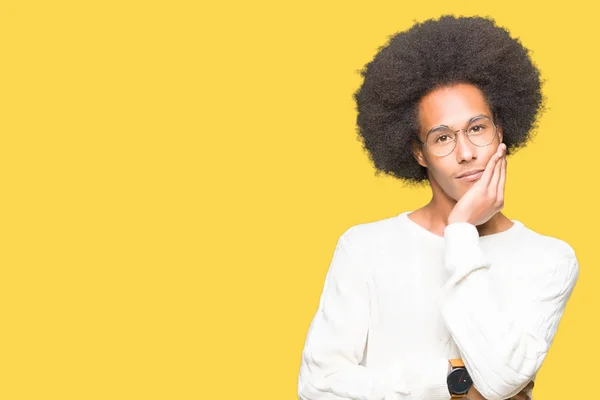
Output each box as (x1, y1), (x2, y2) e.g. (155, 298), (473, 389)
(439, 222), (579, 400)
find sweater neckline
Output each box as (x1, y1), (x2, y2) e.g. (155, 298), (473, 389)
(398, 210), (524, 241)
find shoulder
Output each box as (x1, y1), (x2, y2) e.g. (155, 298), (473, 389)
(517, 223), (577, 260)
(514, 224), (579, 285)
(338, 212), (405, 254)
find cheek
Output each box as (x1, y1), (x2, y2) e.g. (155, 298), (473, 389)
(427, 158), (453, 179)
(428, 161), (458, 191)
(479, 148), (498, 165)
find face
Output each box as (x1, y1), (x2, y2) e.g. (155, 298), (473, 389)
(412, 83), (503, 201)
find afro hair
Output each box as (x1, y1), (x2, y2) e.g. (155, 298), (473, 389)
(353, 15), (545, 185)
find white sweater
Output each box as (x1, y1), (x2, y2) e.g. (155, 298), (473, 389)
(298, 211), (579, 400)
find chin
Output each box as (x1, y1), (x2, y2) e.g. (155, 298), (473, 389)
(450, 186), (468, 201)
(432, 176), (469, 202)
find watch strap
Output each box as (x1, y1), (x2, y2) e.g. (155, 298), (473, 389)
(449, 358), (465, 368)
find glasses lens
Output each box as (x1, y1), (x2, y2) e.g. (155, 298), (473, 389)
(467, 117), (496, 146)
(426, 128), (456, 156)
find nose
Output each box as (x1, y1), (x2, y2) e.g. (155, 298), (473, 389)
(455, 129), (476, 162)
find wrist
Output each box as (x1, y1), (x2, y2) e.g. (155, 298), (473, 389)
(447, 212), (468, 226)
(447, 216), (470, 226)
(447, 359), (473, 398)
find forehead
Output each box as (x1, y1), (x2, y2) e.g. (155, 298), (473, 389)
(418, 83), (492, 131)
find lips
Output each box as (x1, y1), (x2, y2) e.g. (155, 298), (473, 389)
(456, 169), (484, 181)
(456, 169), (484, 178)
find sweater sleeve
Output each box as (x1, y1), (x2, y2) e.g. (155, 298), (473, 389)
(438, 223), (579, 400)
(298, 229), (452, 400)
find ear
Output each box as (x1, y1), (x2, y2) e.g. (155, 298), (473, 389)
(411, 139), (428, 168)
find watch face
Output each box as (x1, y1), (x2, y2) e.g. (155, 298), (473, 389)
(447, 368), (473, 395)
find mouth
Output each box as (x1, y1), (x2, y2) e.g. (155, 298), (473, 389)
(456, 169), (484, 181)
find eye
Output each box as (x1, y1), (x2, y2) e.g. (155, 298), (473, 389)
(469, 124), (485, 134)
(435, 134), (449, 143)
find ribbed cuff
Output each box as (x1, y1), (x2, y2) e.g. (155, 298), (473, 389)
(444, 222), (489, 285)
(375, 358), (451, 400)
(405, 358), (452, 400)
(423, 358), (453, 400)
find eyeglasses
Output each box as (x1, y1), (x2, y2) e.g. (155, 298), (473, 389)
(416, 115), (498, 157)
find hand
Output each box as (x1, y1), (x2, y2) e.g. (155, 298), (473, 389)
(447, 143), (507, 226)
(465, 381), (533, 400)
(465, 384), (486, 400)
(509, 381), (534, 400)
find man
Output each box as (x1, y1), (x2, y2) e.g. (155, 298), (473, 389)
(297, 15), (579, 400)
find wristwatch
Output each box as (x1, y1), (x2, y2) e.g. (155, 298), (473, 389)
(447, 358), (473, 398)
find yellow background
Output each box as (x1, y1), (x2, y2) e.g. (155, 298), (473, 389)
(0, 0), (596, 399)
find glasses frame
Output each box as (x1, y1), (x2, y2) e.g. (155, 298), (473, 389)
(416, 115), (498, 157)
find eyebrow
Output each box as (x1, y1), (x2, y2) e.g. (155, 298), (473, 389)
(427, 114), (490, 133)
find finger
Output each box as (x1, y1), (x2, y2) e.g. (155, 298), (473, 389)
(480, 143), (504, 186)
(497, 155), (506, 202)
(489, 148), (504, 191)
(485, 143), (504, 189)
